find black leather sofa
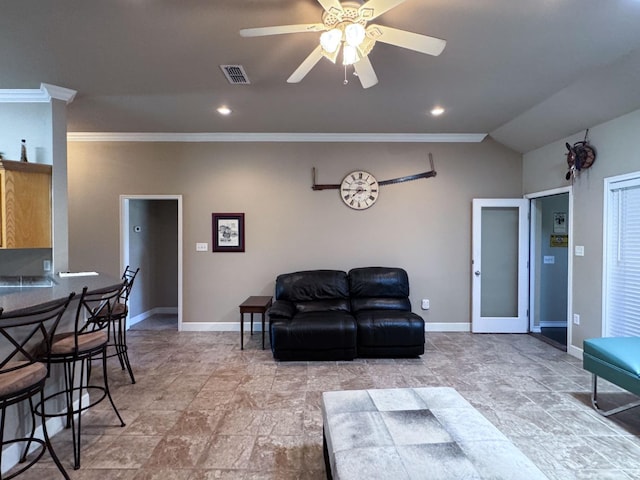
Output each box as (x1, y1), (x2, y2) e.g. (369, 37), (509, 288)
(268, 267), (425, 361)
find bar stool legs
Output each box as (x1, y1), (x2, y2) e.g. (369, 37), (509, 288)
(110, 310), (136, 384)
(0, 389), (71, 479)
(97, 266), (139, 384)
(37, 284), (127, 470)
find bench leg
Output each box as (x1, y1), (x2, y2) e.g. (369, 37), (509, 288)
(323, 429), (333, 480)
(591, 374), (640, 417)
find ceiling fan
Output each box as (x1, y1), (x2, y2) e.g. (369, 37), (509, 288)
(239, 0), (446, 89)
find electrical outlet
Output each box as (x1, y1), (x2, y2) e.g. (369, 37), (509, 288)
(421, 299), (430, 310)
(43, 260), (52, 272)
(573, 313), (580, 325)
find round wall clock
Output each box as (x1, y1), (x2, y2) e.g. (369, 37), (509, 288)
(340, 170), (379, 210)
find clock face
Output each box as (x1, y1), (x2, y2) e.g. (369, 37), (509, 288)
(340, 170), (379, 210)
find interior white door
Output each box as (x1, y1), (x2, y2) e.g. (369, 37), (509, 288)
(472, 198), (530, 333)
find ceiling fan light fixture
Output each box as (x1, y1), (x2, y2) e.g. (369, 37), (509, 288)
(345, 23), (366, 47)
(320, 28), (342, 53)
(342, 44), (360, 65)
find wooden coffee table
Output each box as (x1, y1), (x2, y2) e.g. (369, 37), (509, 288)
(239, 295), (272, 350)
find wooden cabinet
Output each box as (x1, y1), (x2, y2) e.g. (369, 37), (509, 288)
(0, 160), (52, 248)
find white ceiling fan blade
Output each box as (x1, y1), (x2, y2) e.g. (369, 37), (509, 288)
(287, 46), (325, 83)
(353, 57), (379, 89)
(370, 24), (446, 56)
(317, 0), (344, 15)
(240, 23), (325, 37)
(359, 0), (407, 21)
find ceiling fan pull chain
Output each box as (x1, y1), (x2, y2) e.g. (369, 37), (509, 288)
(343, 65), (349, 85)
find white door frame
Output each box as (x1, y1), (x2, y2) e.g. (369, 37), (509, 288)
(525, 186), (573, 350)
(472, 198), (530, 333)
(120, 194), (183, 331)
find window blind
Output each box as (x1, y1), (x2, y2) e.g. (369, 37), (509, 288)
(606, 182), (640, 337)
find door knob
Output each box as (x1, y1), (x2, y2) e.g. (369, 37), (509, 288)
(474, 270), (481, 276)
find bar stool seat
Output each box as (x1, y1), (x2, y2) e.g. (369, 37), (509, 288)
(0, 362), (47, 396)
(50, 330), (108, 354)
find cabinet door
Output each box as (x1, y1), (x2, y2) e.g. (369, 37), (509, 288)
(0, 162), (52, 248)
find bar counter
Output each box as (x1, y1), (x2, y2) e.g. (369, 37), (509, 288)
(0, 272), (121, 313)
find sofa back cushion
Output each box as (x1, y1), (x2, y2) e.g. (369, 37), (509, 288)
(349, 267), (411, 312)
(275, 270), (351, 313)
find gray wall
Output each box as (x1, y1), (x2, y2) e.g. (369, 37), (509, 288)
(523, 108), (640, 350)
(128, 199), (178, 318)
(67, 139), (522, 327)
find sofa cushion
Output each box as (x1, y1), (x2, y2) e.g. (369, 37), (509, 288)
(349, 267), (411, 312)
(351, 297), (411, 312)
(268, 300), (296, 319)
(276, 270), (350, 305)
(296, 299), (351, 314)
(349, 267), (410, 298)
(355, 311), (425, 348)
(270, 311), (357, 361)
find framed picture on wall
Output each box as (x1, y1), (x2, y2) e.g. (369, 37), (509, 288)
(212, 213), (245, 252)
(553, 212), (567, 233)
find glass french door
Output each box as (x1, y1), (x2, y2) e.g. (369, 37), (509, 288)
(472, 199), (530, 333)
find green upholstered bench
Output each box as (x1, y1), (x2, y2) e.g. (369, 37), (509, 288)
(583, 337), (640, 416)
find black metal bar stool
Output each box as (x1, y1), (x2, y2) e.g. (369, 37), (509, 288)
(0, 295), (74, 479)
(37, 283), (126, 470)
(100, 266), (139, 384)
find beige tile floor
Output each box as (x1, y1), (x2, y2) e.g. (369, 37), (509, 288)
(11, 320), (640, 480)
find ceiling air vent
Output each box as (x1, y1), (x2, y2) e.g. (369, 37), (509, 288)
(220, 65), (250, 85)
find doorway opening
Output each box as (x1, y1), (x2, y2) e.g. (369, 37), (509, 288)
(527, 188), (572, 351)
(120, 195), (183, 331)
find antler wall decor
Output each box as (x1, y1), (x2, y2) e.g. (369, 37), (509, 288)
(565, 130), (597, 181)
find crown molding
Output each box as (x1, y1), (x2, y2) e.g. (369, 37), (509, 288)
(41, 83), (77, 104)
(0, 83), (77, 104)
(67, 132), (487, 143)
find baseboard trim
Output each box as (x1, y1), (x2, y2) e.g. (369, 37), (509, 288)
(425, 322), (471, 332)
(180, 322), (264, 332)
(539, 321), (568, 328)
(568, 344), (583, 360)
(1, 393), (90, 475)
(179, 321), (472, 333)
(129, 307), (178, 328)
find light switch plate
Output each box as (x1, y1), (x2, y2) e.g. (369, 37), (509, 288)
(575, 245), (585, 256)
(196, 242), (208, 252)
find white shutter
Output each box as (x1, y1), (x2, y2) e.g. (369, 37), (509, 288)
(605, 178), (640, 337)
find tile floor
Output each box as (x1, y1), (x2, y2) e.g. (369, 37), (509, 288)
(11, 324), (640, 480)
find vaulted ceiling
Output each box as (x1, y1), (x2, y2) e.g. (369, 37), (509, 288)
(2, 0), (640, 153)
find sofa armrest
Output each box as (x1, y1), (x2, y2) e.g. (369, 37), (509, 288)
(268, 300), (296, 320)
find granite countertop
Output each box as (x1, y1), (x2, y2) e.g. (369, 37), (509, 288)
(0, 272), (122, 313)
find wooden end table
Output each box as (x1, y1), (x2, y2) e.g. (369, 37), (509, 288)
(239, 295), (273, 350)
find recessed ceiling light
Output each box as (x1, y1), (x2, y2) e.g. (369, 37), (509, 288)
(217, 106), (232, 115)
(430, 106), (445, 116)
